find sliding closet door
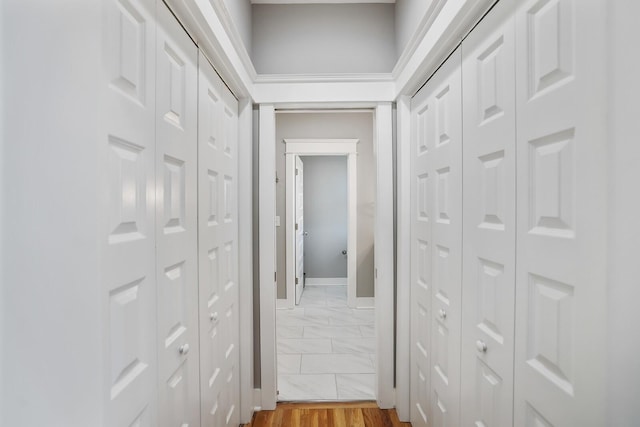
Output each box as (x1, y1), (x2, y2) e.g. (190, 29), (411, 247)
(514, 0), (607, 425)
(461, 0), (516, 425)
(155, 2), (200, 426)
(198, 52), (241, 427)
(102, 0), (158, 425)
(410, 47), (463, 427)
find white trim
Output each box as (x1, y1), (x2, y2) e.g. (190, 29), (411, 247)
(305, 277), (348, 286)
(253, 388), (262, 412)
(255, 73), (394, 84)
(253, 80), (396, 105)
(283, 138), (358, 309)
(374, 103), (395, 409)
(258, 105), (277, 410)
(395, 96), (411, 421)
(356, 297), (375, 309)
(252, 0), (395, 3)
(284, 154), (296, 309)
(238, 98), (254, 424)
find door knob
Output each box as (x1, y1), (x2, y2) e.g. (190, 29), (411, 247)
(210, 312), (219, 322)
(179, 344), (190, 355)
(303, 231), (309, 236)
(438, 309), (447, 320)
(342, 250), (347, 255)
(476, 340), (487, 353)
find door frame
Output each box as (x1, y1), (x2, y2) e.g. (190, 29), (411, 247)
(280, 139), (358, 309)
(258, 105), (395, 410)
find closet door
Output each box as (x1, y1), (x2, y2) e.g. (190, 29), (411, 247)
(410, 47), (463, 427)
(102, 0), (158, 425)
(198, 52), (241, 427)
(461, 0), (517, 425)
(514, 0), (607, 425)
(155, 2), (200, 426)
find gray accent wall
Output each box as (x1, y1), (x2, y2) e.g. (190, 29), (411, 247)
(275, 112), (376, 300)
(251, 4), (396, 74)
(222, 0), (252, 55)
(300, 156), (348, 279)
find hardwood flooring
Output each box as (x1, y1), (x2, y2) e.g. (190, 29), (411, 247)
(242, 401), (412, 427)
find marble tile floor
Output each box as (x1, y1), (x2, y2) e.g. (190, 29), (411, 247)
(276, 284), (376, 402)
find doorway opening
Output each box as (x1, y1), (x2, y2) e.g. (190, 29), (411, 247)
(277, 147), (375, 401)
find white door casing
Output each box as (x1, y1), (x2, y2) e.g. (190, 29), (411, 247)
(197, 51), (241, 427)
(461, 0), (517, 425)
(102, 0), (158, 425)
(514, 0), (607, 425)
(155, 2), (200, 426)
(294, 156), (305, 304)
(410, 48), (463, 427)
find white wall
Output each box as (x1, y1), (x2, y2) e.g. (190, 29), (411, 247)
(0, 0), (4, 421)
(2, 0), (103, 425)
(251, 4), (396, 74)
(607, 0), (640, 424)
(223, 0), (252, 55)
(275, 112), (375, 300)
(300, 155), (348, 279)
(394, 0), (434, 57)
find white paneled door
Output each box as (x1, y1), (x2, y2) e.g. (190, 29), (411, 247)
(461, 0), (516, 425)
(295, 156), (304, 304)
(155, 2), (200, 427)
(198, 51), (241, 427)
(514, 0), (607, 425)
(102, 0), (158, 425)
(410, 47), (463, 427)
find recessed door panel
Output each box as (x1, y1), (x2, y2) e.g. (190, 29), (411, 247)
(514, 0), (607, 425)
(155, 2), (199, 426)
(102, 0), (157, 425)
(461, 1), (517, 426)
(198, 50), (240, 427)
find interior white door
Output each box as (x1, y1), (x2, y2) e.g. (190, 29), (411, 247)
(461, 0), (517, 425)
(410, 47), (463, 427)
(102, 0), (158, 425)
(514, 0), (607, 425)
(197, 51), (241, 427)
(295, 156), (305, 304)
(155, 3), (200, 426)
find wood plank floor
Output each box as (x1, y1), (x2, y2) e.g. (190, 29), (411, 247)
(242, 401), (412, 427)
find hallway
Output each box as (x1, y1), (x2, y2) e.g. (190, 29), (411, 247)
(276, 285), (376, 401)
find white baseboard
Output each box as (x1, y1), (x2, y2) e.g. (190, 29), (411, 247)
(305, 277), (348, 286)
(356, 297), (375, 309)
(253, 388), (262, 412)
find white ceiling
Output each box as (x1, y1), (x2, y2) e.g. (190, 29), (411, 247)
(251, 1), (395, 4)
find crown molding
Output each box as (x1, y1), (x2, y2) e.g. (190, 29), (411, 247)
(251, 0), (395, 4)
(255, 73), (394, 84)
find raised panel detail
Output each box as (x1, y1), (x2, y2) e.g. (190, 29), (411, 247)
(109, 277), (148, 399)
(433, 391), (447, 427)
(478, 36), (505, 124)
(417, 240), (429, 291)
(526, 402), (553, 427)
(166, 362), (189, 426)
(434, 322), (449, 385)
(435, 246), (450, 305)
(207, 90), (220, 149)
(162, 262), (186, 349)
(163, 155), (185, 234)
(112, 0), (146, 103)
(436, 87), (451, 145)
(208, 248), (220, 308)
(417, 105), (429, 155)
(162, 43), (185, 128)
(417, 173), (429, 222)
(436, 167), (451, 224)
(477, 258), (506, 344)
(108, 136), (146, 244)
(479, 151), (505, 230)
(527, 0), (573, 98)
(529, 129), (574, 238)
(128, 408), (151, 427)
(223, 242), (234, 291)
(223, 108), (234, 158)
(416, 303), (429, 359)
(527, 273), (574, 395)
(475, 359), (503, 427)
(416, 369), (429, 423)
(224, 176), (233, 223)
(207, 170), (218, 226)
